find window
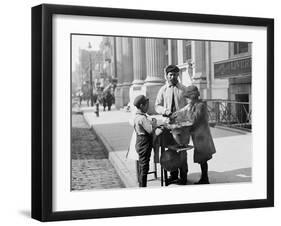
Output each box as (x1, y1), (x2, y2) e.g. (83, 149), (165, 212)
(183, 40), (192, 62)
(233, 42), (249, 55)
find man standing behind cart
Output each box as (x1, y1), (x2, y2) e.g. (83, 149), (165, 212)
(155, 65), (188, 185)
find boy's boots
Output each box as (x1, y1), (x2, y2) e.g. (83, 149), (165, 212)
(139, 175), (147, 187)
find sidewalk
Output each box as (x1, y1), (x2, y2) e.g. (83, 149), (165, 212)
(82, 106), (252, 188)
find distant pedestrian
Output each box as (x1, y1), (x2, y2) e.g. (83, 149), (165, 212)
(171, 85), (216, 184)
(105, 92), (114, 111)
(133, 95), (157, 187)
(102, 93), (107, 111)
(101, 91), (114, 111)
(92, 92), (98, 105)
(77, 90), (83, 106)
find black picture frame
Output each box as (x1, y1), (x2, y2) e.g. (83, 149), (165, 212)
(31, 3), (274, 222)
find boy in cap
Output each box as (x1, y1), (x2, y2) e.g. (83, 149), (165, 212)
(133, 95), (157, 187)
(171, 85), (216, 184)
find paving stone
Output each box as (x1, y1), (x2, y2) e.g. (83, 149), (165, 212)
(71, 114), (125, 190)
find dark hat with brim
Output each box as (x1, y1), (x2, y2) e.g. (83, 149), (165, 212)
(184, 85), (200, 98)
(165, 65), (180, 74)
(133, 95), (149, 108)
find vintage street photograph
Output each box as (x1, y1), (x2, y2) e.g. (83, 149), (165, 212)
(71, 35), (252, 190)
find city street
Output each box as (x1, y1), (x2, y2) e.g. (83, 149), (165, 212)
(71, 112), (125, 190)
(81, 105), (252, 188)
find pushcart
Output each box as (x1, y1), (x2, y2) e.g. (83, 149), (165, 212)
(159, 122), (193, 186)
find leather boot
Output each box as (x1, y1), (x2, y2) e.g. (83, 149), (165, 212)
(139, 175), (147, 187)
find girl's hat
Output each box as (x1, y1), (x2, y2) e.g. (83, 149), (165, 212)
(184, 85), (200, 97)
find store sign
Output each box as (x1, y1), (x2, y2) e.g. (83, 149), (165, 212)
(214, 57), (251, 79)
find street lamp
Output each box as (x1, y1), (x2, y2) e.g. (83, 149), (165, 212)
(88, 42), (94, 107)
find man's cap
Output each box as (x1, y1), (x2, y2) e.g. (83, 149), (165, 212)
(184, 85), (200, 97)
(165, 65), (180, 74)
(133, 95), (149, 108)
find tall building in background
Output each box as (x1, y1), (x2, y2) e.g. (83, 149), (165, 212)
(99, 36), (251, 114)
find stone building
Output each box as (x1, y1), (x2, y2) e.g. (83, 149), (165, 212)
(100, 36), (252, 115)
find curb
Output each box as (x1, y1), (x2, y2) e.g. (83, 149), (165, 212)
(83, 113), (138, 188)
(214, 125), (250, 134)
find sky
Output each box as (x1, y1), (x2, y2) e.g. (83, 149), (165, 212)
(72, 35), (102, 71)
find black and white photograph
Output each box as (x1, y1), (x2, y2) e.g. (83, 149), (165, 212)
(71, 35), (253, 190)
(29, 2), (274, 222)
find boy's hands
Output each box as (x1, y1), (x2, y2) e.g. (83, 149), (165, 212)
(151, 118), (157, 129)
(150, 118), (163, 136)
(169, 112), (177, 120)
(155, 128), (163, 136)
(163, 109), (172, 117)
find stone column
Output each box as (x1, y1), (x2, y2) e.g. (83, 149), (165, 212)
(170, 40), (178, 65)
(177, 40), (184, 65)
(176, 40), (192, 87)
(143, 38), (166, 114)
(130, 38), (146, 106)
(109, 37), (116, 79)
(205, 41), (212, 99)
(168, 40), (172, 65)
(121, 37), (134, 106)
(193, 40), (206, 78)
(192, 40), (207, 98)
(114, 37), (124, 109)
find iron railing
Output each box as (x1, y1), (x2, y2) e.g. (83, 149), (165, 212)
(204, 99), (251, 132)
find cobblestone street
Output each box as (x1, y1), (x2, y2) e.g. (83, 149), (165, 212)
(71, 113), (125, 190)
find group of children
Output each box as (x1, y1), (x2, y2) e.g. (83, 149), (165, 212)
(133, 84), (216, 187)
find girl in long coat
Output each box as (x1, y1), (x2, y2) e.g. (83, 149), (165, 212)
(172, 85), (216, 184)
